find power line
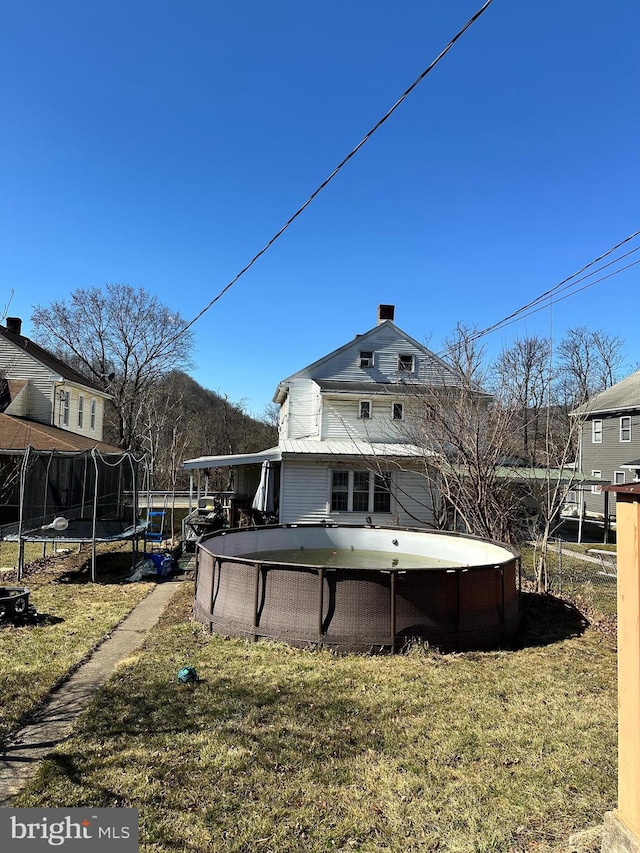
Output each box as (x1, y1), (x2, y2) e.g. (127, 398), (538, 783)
(467, 231), (640, 344)
(434, 230), (640, 361)
(179, 0), (495, 336)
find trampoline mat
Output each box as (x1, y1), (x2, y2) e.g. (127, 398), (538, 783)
(5, 518), (146, 542)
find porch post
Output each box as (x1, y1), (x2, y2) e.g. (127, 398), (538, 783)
(602, 484), (640, 852)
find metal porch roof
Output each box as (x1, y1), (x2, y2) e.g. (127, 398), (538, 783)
(182, 446), (282, 470)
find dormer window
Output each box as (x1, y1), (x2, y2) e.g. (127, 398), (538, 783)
(359, 350), (374, 368)
(398, 354), (414, 372)
(359, 400), (371, 419)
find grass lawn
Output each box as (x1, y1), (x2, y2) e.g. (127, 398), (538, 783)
(0, 542), (154, 744)
(11, 572), (617, 853)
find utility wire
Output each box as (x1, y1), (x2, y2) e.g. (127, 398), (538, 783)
(179, 0), (495, 336)
(434, 230), (640, 361)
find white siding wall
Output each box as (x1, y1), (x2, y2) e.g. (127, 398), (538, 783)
(0, 337), (106, 438)
(0, 338), (54, 424)
(393, 471), (435, 527)
(5, 384), (28, 417)
(321, 396), (414, 442)
(285, 379), (321, 440)
(305, 325), (451, 385)
(279, 461), (435, 527)
(53, 387), (105, 440)
(279, 462), (331, 524)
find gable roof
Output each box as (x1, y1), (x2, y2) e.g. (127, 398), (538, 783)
(572, 370), (640, 417)
(274, 319), (468, 401)
(0, 323), (108, 395)
(0, 414), (122, 453)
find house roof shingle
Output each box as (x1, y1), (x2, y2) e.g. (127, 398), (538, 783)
(572, 370), (640, 416)
(0, 414), (122, 453)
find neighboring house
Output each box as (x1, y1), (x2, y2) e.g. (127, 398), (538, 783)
(0, 316), (110, 441)
(0, 317), (122, 529)
(184, 305), (466, 528)
(573, 369), (640, 517)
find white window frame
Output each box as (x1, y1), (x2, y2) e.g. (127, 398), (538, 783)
(620, 416), (632, 442)
(359, 400), (372, 420)
(398, 353), (414, 372)
(359, 350), (374, 368)
(592, 419), (602, 443)
(330, 470), (391, 515)
(90, 399), (96, 431)
(591, 470), (602, 494)
(392, 401), (404, 421)
(614, 471), (626, 485)
(77, 395), (84, 428)
(61, 391), (70, 427)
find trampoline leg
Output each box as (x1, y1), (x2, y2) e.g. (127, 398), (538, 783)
(17, 538), (25, 582)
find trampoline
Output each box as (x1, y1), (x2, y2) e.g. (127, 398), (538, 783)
(195, 524), (521, 653)
(1, 446), (148, 580)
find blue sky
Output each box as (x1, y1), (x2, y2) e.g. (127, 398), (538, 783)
(1, 0), (638, 417)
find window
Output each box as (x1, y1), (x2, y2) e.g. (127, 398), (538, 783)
(90, 399), (96, 431)
(591, 470), (602, 494)
(398, 354), (414, 372)
(592, 420), (602, 443)
(330, 470), (391, 514)
(373, 474), (391, 513)
(61, 391), (70, 426)
(359, 400), (371, 419)
(77, 395), (84, 428)
(614, 471), (626, 485)
(392, 402), (404, 421)
(620, 416), (632, 442)
(352, 472), (370, 512)
(331, 471), (349, 511)
(359, 350), (374, 368)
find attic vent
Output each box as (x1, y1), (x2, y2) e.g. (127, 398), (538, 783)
(377, 305), (395, 324)
(5, 317), (22, 335)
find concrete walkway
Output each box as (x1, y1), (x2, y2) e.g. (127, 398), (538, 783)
(0, 570), (190, 806)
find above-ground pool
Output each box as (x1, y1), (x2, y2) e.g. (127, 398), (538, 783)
(195, 524), (521, 653)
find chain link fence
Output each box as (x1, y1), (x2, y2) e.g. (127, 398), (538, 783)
(521, 539), (617, 618)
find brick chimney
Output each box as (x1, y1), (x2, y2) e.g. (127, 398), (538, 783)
(377, 304), (395, 324)
(5, 317), (22, 335)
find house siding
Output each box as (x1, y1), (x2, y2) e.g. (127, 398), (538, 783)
(321, 396), (413, 443)
(303, 325), (452, 385)
(393, 470), (435, 527)
(0, 337), (106, 440)
(285, 379), (321, 440)
(580, 412), (640, 515)
(279, 461), (330, 524)
(279, 460), (435, 527)
(0, 337), (55, 424)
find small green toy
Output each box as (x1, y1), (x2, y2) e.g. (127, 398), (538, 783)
(177, 666), (198, 684)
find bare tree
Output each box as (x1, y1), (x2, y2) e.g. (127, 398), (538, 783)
(31, 284), (194, 449)
(556, 326), (626, 408)
(493, 335), (552, 466)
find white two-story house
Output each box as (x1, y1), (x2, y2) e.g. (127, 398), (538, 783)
(184, 305), (466, 528)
